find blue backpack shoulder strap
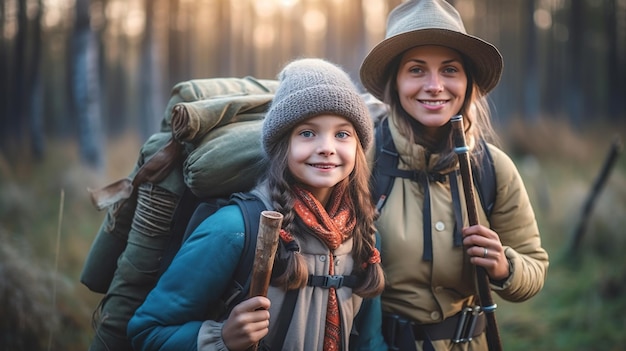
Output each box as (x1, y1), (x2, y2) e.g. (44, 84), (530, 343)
(371, 118), (496, 218)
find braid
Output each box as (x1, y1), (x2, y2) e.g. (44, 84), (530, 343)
(349, 145), (385, 297)
(266, 139), (309, 290)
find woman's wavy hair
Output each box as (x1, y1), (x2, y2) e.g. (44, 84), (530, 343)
(381, 52), (499, 173)
(264, 125), (385, 298)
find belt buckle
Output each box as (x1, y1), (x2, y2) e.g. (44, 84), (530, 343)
(452, 306), (481, 343)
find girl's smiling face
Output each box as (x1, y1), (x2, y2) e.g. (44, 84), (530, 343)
(288, 114), (357, 205)
(395, 45), (468, 137)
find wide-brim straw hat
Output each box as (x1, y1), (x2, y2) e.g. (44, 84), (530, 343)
(360, 0), (503, 101)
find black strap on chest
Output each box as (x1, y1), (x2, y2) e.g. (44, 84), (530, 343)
(308, 274), (358, 289)
(371, 118), (496, 260)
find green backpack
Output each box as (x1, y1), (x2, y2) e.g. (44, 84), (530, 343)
(82, 77), (281, 351)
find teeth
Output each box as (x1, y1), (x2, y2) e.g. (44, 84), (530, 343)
(421, 100), (446, 106)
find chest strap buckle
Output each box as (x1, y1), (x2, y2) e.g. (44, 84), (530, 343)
(307, 274), (357, 289)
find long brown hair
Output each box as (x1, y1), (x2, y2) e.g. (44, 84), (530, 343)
(265, 126), (385, 298)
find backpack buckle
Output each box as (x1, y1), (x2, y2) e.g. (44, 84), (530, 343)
(308, 274), (345, 289)
(322, 275), (344, 288)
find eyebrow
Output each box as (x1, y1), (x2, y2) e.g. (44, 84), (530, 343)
(405, 58), (460, 65)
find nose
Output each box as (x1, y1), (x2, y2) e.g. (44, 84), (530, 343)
(424, 73), (443, 93)
(316, 134), (336, 156)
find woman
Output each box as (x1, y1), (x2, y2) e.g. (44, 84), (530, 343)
(359, 0), (549, 350)
(127, 58), (387, 351)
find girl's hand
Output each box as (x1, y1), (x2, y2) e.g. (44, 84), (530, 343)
(462, 225), (510, 281)
(221, 296), (271, 351)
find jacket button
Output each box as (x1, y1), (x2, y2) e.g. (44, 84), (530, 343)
(430, 311), (441, 320)
(435, 221), (445, 231)
(319, 255), (326, 262)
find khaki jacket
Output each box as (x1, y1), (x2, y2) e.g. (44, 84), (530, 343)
(370, 116), (549, 326)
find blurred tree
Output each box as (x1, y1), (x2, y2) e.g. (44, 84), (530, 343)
(1, 0), (625, 168)
(139, 0), (165, 141)
(168, 0), (190, 91)
(1, 0), (44, 162)
(523, 0), (540, 123)
(0, 0), (5, 146)
(605, 0), (626, 121)
(29, 0), (45, 160)
(567, 0), (584, 128)
(72, 0), (104, 169)
(544, 1), (562, 119)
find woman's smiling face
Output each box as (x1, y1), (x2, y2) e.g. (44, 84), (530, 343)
(395, 45), (468, 137)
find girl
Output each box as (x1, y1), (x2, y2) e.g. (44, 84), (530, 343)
(127, 58), (386, 351)
(359, 0), (549, 350)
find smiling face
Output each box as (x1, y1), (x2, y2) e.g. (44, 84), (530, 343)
(395, 45), (468, 138)
(287, 114), (358, 205)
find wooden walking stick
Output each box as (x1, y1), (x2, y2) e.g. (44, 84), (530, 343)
(247, 210), (283, 351)
(450, 115), (503, 351)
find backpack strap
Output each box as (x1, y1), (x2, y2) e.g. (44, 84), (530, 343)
(307, 274), (358, 289)
(371, 118), (497, 219)
(159, 187), (203, 276)
(258, 289), (299, 351)
(219, 192), (267, 313)
(169, 192), (267, 319)
(372, 118), (416, 212)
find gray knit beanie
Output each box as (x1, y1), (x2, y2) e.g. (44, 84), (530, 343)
(262, 58), (373, 155)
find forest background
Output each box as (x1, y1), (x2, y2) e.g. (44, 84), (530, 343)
(0, 0), (625, 350)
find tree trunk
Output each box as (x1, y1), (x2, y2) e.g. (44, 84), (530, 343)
(139, 0), (164, 140)
(522, 0), (539, 123)
(605, 0), (622, 120)
(72, 0), (104, 169)
(568, 0), (584, 128)
(28, 0), (45, 160)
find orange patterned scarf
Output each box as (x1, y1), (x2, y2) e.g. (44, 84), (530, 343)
(292, 181), (355, 351)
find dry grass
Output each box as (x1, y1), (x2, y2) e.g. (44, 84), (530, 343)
(0, 133), (141, 351)
(0, 121), (624, 350)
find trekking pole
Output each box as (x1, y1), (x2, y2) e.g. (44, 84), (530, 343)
(450, 115), (503, 351)
(248, 210), (283, 351)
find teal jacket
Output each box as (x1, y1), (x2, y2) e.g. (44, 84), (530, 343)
(127, 202), (386, 351)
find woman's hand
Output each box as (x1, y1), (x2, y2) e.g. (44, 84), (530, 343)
(462, 225), (510, 281)
(222, 296), (271, 351)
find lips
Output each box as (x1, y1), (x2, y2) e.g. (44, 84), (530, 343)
(307, 163), (337, 169)
(419, 99), (448, 105)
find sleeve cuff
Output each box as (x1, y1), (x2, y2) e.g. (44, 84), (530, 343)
(198, 320), (229, 351)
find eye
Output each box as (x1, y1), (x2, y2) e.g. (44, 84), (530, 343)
(336, 131), (350, 139)
(299, 130), (314, 138)
(443, 64), (462, 74)
(408, 66), (424, 74)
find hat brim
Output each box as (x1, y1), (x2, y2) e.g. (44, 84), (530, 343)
(360, 29), (503, 101)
